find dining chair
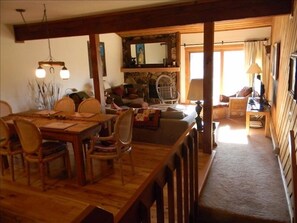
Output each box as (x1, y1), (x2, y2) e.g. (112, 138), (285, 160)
(53, 97), (75, 113)
(0, 118), (24, 181)
(78, 98), (101, 114)
(87, 109), (135, 184)
(0, 100), (12, 117)
(14, 119), (72, 191)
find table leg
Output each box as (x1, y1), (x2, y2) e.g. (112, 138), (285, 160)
(72, 137), (86, 186)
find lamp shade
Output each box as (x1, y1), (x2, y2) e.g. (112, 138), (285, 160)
(60, 66), (70, 80)
(187, 79), (203, 100)
(247, 63), (262, 74)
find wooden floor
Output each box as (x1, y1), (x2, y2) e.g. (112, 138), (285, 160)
(0, 141), (213, 222)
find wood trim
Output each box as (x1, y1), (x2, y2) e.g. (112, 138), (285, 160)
(203, 22), (214, 154)
(118, 17), (273, 37)
(121, 67), (180, 73)
(13, 0), (291, 42)
(184, 44), (244, 102)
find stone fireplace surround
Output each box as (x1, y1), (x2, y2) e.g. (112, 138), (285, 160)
(124, 72), (178, 104)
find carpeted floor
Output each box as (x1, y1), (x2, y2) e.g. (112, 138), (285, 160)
(198, 117), (291, 223)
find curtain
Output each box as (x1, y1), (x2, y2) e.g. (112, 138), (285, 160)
(244, 41), (267, 96)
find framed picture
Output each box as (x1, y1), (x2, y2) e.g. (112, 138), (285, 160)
(88, 42), (107, 78)
(288, 51), (297, 99)
(272, 42), (280, 80)
(99, 42), (107, 77)
(136, 43), (145, 65)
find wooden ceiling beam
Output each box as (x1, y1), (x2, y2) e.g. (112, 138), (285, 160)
(117, 17), (273, 37)
(13, 0), (291, 42)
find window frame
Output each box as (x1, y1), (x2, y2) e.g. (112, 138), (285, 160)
(185, 44), (244, 103)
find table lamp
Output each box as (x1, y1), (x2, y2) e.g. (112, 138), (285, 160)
(247, 63), (262, 97)
(187, 79), (204, 131)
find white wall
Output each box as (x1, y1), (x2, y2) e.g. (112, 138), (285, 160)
(100, 33), (123, 87)
(179, 27), (271, 102)
(0, 22), (123, 113)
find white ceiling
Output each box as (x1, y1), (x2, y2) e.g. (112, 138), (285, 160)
(0, 0), (185, 25)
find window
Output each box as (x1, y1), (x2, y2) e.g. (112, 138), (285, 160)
(186, 45), (246, 104)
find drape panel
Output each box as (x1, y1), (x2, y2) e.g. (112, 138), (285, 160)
(244, 41), (268, 96)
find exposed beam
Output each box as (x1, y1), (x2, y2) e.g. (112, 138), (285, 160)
(14, 0), (291, 42)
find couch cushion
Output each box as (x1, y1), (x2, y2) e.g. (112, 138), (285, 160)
(161, 111), (186, 119)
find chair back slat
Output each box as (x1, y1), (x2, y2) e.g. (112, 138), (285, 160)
(0, 100), (12, 117)
(54, 97), (75, 113)
(116, 109), (134, 146)
(78, 98), (101, 113)
(0, 118), (10, 147)
(14, 119), (42, 154)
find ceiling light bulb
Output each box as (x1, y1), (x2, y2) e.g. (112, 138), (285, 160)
(35, 66), (46, 78)
(60, 66), (70, 80)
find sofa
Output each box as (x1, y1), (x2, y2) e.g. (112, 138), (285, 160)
(132, 105), (196, 145)
(107, 84), (145, 108)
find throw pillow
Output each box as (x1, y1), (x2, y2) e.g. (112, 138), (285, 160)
(237, 87), (252, 97)
(128, 88), (138, 94)
(128, 93), (139, 99)
(167, 107), (179, 112)
(112, 85), (125, 97)
(220, 95), (230, 102)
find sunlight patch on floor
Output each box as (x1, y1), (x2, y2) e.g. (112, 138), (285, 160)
(217, 125), (248, 144)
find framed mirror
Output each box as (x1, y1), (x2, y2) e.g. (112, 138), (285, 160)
(122, 34), (176, 68)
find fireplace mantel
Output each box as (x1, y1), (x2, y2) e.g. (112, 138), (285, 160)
(121, 67), (180, 73)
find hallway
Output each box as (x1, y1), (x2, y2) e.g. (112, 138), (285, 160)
(198, 117), (290, 223)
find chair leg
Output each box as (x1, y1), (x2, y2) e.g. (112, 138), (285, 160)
(39, 162), (45, 191)
(88, 157), (94, 184)
(9, 155), (15, 181)
(20, 153), (25, 169)
(65, 151), (72, 178)
(129, 151), (135, 175)
(0, 155), (4, 176)
(118, 158), (124, 185)
(26, 161), (30, 186)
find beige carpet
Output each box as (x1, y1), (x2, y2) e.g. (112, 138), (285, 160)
(198, 118), (290, 223)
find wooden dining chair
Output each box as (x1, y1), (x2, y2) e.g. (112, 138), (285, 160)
(0, 118), (24, 181)
(14, 119), (72, 191)
(0, 100), (12, 117)
(78, 98), (101, 114)
(87, 109), (135, 184)
(53, 97), (75, 113)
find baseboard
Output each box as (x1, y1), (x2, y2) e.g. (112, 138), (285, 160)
(270, 121), (280, 154)
(198, 150), (216, 196)
(277, 156), (294, 223)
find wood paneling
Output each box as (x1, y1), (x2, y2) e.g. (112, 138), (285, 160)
(270, 0), (297, 220)
(13, 0), (290, 41)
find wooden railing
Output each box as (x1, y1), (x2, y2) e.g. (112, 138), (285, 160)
(289, 130), (297, 223)
(74, 123), (198, 223)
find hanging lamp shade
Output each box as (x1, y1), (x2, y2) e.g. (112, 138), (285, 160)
(60, 66), (70, 80)
(35, 66), (46, 78)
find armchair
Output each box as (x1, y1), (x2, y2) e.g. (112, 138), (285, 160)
(220, 86), (252, 117)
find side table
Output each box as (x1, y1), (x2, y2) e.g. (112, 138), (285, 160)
(246, 99), (270, 137)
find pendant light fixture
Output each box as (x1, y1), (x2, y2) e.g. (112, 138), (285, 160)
(17, 5), (70, 80)
(35, 5), (70, 80)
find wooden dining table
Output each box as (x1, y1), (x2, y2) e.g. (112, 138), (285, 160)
(3, 110), (116, 186)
